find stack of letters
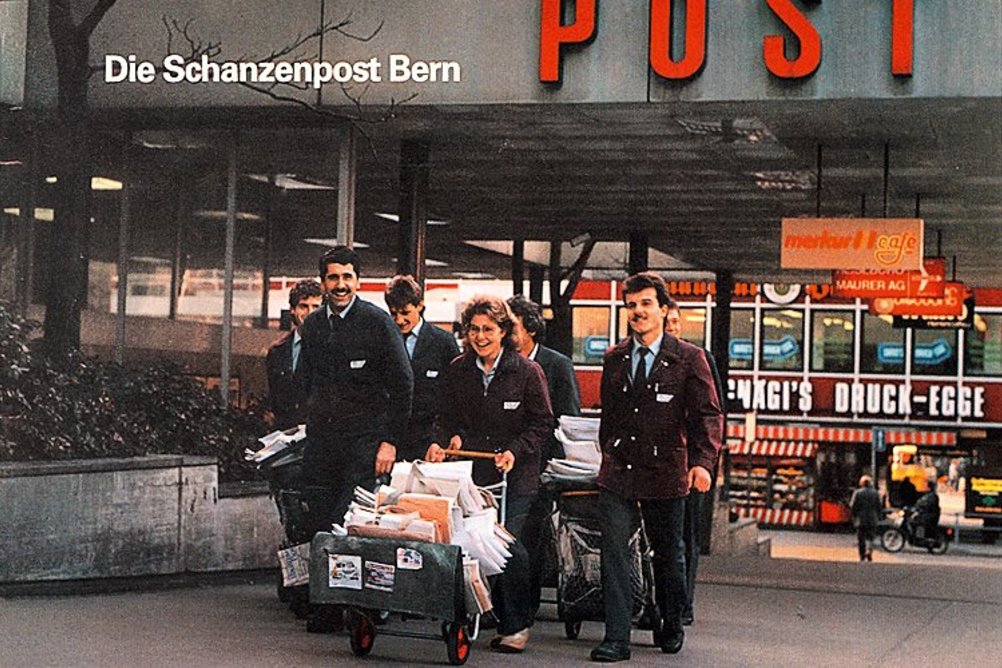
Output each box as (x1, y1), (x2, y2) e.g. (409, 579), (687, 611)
(544, 415), (602, 480)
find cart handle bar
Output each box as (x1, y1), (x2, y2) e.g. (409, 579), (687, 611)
(441, 449), (499, 461)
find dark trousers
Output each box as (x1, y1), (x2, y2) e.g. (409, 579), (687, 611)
(856, 525), (876, 560)
(301, 432), (379, 537)
(599, 490), (686, 644)
(519, 487), (556, 617)
(682, 489), (706, 617)
(491, 494), (536, 635)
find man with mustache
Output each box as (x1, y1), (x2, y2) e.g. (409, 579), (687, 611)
(296, 246), (413, 632)
(590, 273), (722, 663)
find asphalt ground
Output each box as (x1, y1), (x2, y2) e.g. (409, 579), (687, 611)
(4, 536), (1002, 667)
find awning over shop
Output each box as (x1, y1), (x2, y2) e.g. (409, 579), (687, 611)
(734, 507), (813, 527)
(726, 423), (957, 446)
(728, 440), (818, 458)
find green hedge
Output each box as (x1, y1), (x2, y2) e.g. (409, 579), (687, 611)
(0, 303), (265, 482)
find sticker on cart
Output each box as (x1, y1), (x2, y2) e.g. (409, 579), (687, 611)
(364, 561), (396, 592)
(396, 547), (424, 571)
(328, 554), (362, 590)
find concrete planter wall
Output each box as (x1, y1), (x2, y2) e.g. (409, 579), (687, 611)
(0, 456), (284, 583)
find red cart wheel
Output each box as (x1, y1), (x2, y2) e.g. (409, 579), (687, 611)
(348, 610), (376, 657)
(445, 622), (471, 665)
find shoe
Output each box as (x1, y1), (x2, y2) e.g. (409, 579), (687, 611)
(490, 628), (529, 653)
(659, 616), (685, 654)
(590, 641), (631, 662)
(682, 610), (694, 626)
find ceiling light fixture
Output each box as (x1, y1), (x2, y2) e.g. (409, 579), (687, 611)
(375, 212), (450, 226)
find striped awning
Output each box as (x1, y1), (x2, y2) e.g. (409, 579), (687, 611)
(729, 440), (818, 458)
(726, 423), (956, 446)
(734, 506), (813, 527)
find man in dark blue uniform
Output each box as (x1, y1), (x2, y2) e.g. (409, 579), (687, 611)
(298, 246), (413, 533)
(507, 294), (581, 618)
(264, 279), (323, 430)
(297, 247), (413, 633)
(384, 275), (460, 462)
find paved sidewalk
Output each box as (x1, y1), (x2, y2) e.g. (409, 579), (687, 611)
(4, 550), (1002, 667)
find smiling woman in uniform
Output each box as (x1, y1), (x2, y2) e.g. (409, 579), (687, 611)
(426, 294), (554, 654)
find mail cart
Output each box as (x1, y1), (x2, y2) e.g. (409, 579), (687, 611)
(310, 533), (477, 665)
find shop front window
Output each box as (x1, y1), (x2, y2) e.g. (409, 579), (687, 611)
(911, 329), (958, 376)
(760, 309), (803, 371)
(572, 306), (610, 365)
(676, 307), (706, 347)
(811, 310), (854, 373)
(860, 313), (904, 374)
(965, 313), (1002, 376)
(728, 309), (755, 370)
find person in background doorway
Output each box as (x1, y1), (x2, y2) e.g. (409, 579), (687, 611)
(264, 279), (323, 430)
(384, 275), (460, 462)
(297, 246), (413, 633)
(507, 294), (580, 619)
(591, 273), (722, 663)
(665, 300), (723, 626)
(948, 459), (960, 492)
(849, 475), (881, 561)
(426, 294), (554, 654)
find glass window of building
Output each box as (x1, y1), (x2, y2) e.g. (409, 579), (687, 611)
(912, 329), (958, 376)
(760, 309), (803, 371)
(729, 308), (756, 370)
(811, 310), (855, 373)
(964, 313), (1002, 376)
(860, 313), (905, 373)
(572, 306), (610, 365)
(676, 307), (707, 347)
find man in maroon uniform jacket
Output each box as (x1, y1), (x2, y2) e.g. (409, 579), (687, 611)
(590, 273), (722, 663)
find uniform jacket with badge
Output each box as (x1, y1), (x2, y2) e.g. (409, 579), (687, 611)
(597, 334), (723, 500)
(298, 299), (413, 447)
(403, 322), (461, 457)
(265, 331), (309, 429)
(434, 348), (554, 497)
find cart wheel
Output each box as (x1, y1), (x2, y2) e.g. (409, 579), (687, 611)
(348, 610), (376, 657)
(565, 620), (581, 640)
(445, 622), (471, 665)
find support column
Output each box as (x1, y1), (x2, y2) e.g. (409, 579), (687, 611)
(529, 266), (544, 305)
(114, 139), (131, 365)
(511, 237), (525, 295)
(397, 140), (429, 284)
(259, 175), (277, 329)
(16, 132), (38, 316)
(707, 269), (733, 549)
(336, 124), (357, 247)
(628, 231), (648, 274)
(169, 175), (192, 321)
(220, 136), (238, 408)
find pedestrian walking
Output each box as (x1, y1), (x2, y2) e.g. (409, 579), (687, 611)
(849, 475), (882, 561)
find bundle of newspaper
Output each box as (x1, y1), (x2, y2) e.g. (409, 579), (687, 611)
(338, 461), (515, 577)
(544, 415), (602, 480)
(243, 425), (307, 463)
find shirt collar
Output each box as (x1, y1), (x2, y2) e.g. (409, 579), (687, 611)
(527, 342), (540, 361)
(326, 295), (357, 320)
(409, 318), (425, 339)
(475, 348), (503, 375)
(293, 330), (302, 345)
(632, 333), (663, 359)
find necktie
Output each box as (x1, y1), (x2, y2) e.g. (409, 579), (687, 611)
(634, 347), (649, 391)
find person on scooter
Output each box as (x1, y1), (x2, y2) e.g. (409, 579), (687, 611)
(912, 478), (941, 539)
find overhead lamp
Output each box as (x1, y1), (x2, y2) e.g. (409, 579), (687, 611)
(3, 207), (53, 221)
(375, 212), (450, 226)
(303, 237), (370, 249)
(0, 160), (23, 167)
(91, 177), (123, 191)
(245, 174), (335, 191)
(194, 209), (263, 222)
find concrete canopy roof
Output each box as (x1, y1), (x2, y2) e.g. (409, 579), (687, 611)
(2, 94), (1000, 287)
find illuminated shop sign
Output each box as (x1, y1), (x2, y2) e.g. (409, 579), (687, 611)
(539, 0), (916, 83)
(833, 258), (947, 299)
(726, 378), (988, 420)
(781, 218), (924, 271)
